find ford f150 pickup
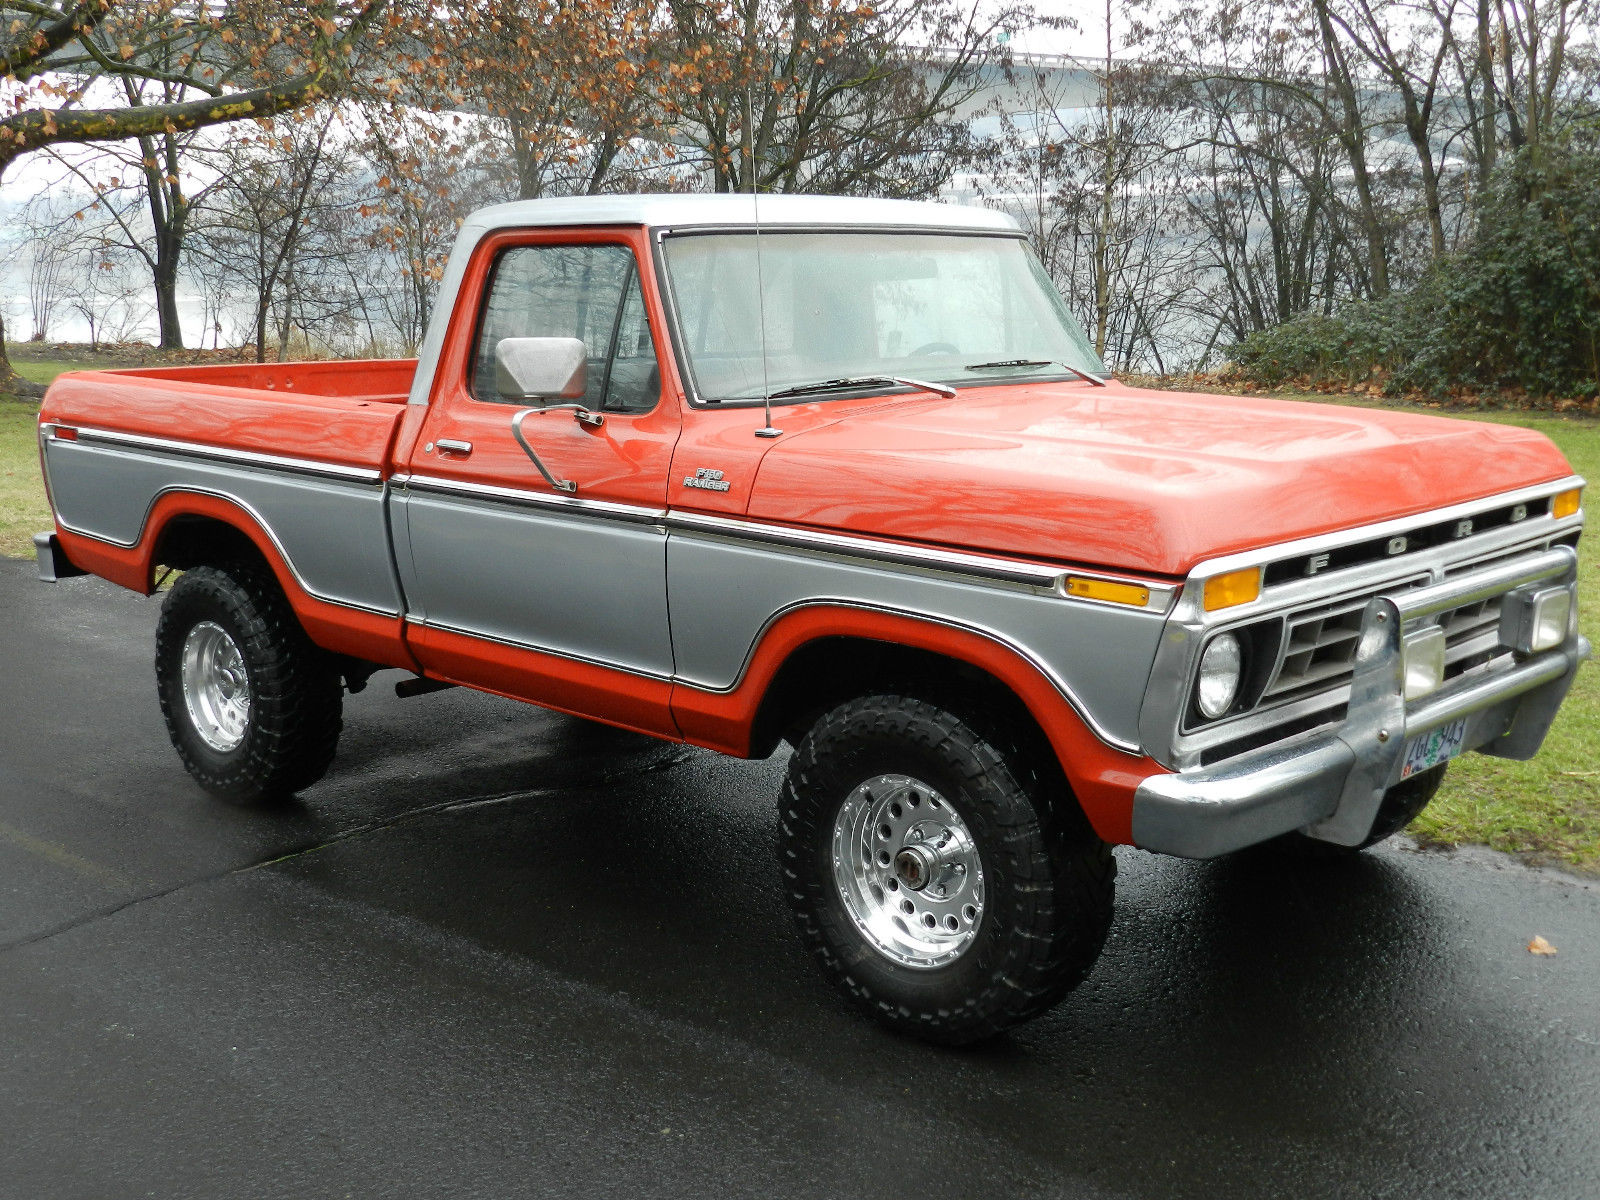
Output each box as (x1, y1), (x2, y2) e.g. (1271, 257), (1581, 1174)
(34, 194), (1588, 1043)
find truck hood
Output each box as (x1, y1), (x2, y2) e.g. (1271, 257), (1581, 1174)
(745, 382), (1575, 576)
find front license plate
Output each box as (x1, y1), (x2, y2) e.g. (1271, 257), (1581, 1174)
(1400, 719), (1469, 779)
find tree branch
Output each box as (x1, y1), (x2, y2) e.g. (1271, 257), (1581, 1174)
(0, 0), (387, 171)
(4, 0), (109, 81)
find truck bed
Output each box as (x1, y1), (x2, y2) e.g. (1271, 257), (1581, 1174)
(95, 358), (419, 402)
(38, 359), (417, 476)
(37, 359), (421, 665)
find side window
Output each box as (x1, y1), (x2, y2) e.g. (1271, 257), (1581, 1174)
(601, 274), (659, 412)
(471, 242), (660, 411)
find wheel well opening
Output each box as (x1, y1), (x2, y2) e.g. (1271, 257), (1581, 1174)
(752, 637), (1061, 778)
(150, 515), (271, 589)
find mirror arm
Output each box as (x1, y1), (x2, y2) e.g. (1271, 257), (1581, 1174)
(511, 407), (579, 494)
(545, 403), (605, 430)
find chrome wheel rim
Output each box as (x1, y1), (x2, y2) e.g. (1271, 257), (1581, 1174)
(181, 620), (251, 752)
(831, 773), (985, 969)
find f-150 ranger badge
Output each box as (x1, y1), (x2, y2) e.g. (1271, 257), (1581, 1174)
(683, 467), (730, 492)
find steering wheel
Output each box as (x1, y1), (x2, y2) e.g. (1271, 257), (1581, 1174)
(908, 341), (960, 356)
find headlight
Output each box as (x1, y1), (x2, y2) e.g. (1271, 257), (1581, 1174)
(1195, 633), (1243, 719)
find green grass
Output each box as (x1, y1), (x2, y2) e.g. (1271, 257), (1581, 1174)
(1, 347), (125, 556)
(0, 381), (1594, 870)
(1379, 409), (1599, 872)
(11, 359), (86, 387)
(6, 344), (130, 388)
(0, 406), (46, 559)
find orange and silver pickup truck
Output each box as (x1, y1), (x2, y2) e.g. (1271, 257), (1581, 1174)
(34, 195), (1588, 1042)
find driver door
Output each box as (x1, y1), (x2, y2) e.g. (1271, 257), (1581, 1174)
(394, 229), (682, 736)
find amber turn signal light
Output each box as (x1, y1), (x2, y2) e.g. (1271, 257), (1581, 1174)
(1202, 567), (1263, 612)
(1552, 488), (1582, 520)
(1065, 576), (1151, 607)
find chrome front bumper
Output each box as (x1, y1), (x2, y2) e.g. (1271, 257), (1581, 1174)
(1132, 545), (1588, 858)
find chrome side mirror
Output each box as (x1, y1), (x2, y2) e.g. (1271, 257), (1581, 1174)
(494, 336), (587, 402)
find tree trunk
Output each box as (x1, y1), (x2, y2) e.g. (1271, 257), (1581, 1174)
(0, 313), (18, 392)
(1093, 0), (1115, 360)
(277, 295), (293, 362)
(153, 233), (185, 350)
(1314, 0), (1390, 296)
(1407, 120), (1448, 259)
(744, 0), (761, 194)
(0, 313), (44, 399)
(255, 301), (269, 365)
(514, 117), (543, 200)
(1475, 0), (1498, 183)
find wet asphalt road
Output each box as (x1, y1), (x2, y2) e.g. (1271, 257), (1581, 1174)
(2, 556), (1598, 1200)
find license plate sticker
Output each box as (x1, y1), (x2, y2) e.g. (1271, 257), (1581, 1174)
(1401, 719), (1469, 779)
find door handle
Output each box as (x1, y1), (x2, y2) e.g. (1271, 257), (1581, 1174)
(433, 439), (473, 456)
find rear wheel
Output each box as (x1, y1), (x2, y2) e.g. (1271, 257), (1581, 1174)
(155, 562), (343, 805)
(779, 694), (1115, 1044)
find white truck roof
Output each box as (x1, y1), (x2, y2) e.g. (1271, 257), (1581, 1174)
(463, 193), (1019, 234)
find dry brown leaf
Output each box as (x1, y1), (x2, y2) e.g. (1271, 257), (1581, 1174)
(1528, 935), (1558, 956)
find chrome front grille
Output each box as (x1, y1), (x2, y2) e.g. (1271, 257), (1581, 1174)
(1155, 481), (1584, 772)
(1439, 595), (1505, 665)
(1183, 542), (1576, 766)
(1262, 580), (1507, 709)
(1262, 582), (1421, 704)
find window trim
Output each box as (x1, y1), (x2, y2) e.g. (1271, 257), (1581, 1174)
(466, 238), (662, 415)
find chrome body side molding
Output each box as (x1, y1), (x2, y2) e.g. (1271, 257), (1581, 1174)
(665, 510), (1177, 609)
(394, 472), (1174, 608)
(396, 473), (667, 525)
(72, 426), (383, 483)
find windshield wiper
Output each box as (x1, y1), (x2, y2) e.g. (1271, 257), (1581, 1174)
(765, 375), (957, 401)
(964, 358), (1107, 387)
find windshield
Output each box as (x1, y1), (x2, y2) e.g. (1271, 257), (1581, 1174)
(660, 231), (1105, 403)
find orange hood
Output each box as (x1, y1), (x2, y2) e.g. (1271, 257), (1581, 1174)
(745, 381), (1575, 577)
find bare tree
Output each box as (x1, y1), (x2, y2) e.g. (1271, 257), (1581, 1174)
(62, 229), (144, 348)
(664, 0), (1026, 195)
(188, 108), (361, 362)
(982, 39), (1204, 370)
(355, 107), (499, 352)
(21, 201), (76, 341)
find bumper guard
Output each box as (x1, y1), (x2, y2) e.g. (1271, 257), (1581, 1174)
(34, 532), (87, 583)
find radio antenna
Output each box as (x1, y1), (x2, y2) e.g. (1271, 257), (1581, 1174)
(750, 86), (780, 439)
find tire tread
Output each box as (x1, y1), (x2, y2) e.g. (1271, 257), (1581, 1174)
(779, 694), (1114, 1044)
(155, 561), (342, 804)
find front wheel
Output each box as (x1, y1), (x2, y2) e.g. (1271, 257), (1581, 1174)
(779, 695), (1115, 1044)
(155, 562), (343, 805)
